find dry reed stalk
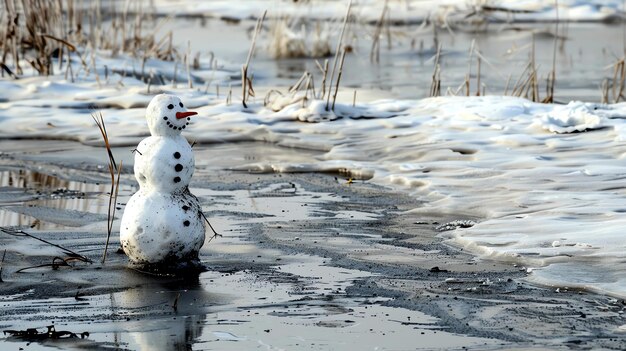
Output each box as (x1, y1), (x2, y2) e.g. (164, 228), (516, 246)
(90, 47), (101, 88)
(429, 43), (442, 97)
(326, 0), (352, 111)
(385, 8), (392, 50)
(264, 89), (283, 107)
(370, 0), (388, 63)
(618, 61), (626, 102)
(242, 10), (267, 108)
(510, 61), (532, 96)
(0, 63), (18, 79)
(172, 61), (178, 87)
(612, 61), (620, 101)
(467, 40), (475, 96)
(609, 59), (626, 103)
(0, 249), (6, 282)
(289, 71), (310, 93)
(503, 73), (512, 95)
(57, 45), (64, 72)
(331, 49), (347, 111)
(476, 56), (481, 96)
(452, 81), (465, 96)
(316, 59), (329, 100)
(306, 72), (316, 100)
(531, 34), (539, 102)
(92, 112), (122, 264)
(302, 74), (312, 107)
(601, 78), (610, 104)
(186, 40), (193, 88)
(65, 55), (74, 82)
(542, 0), (558, 103)
(147, 72), (153, 94)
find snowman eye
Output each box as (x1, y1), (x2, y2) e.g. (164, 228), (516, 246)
(179, 102), (184, 108)
(167, 104), (174, 109)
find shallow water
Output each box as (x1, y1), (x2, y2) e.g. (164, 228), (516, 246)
(0, 169), (115, 230)
(163, 17), (626, 102)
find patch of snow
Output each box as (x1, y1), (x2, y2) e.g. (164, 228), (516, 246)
(534, 101), (605, 133)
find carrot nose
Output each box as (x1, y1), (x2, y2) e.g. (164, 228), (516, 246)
(176, 111), (198, 119)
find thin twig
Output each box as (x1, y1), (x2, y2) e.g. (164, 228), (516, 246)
(15, 257), (73, 273)
(0, 228), (92, 263)
(93, 112), (122, 264)
(370, 0), (388, 63)
(199, 211), (222, 244)
(331, 49), (347, 111)
(92, 113), (118, 172)
(103, 160), (123, 263)
(430, 44), (442, 97)
(242, 10), (267, 108)
(0, 63), (19, 79)
(326, 0), (352, 111)
(0, 249), (6, 282)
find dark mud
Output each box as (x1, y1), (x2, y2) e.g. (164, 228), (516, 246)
(1, 140), (626, 350)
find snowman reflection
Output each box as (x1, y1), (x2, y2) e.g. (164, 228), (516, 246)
(120, 94), (206, 267)
(117, 274), (211, 351)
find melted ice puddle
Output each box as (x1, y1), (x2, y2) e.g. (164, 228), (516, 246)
(0, 168), (134, 230)
(194, 182), (381, 223)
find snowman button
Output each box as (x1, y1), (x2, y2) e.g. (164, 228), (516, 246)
(174, 176), (181, 183)
(174, 152), (181, 159)
(175, 164), (183, 172)
(183, 220), (190, 227)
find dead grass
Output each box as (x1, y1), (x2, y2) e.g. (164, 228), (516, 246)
(266, 12), (333, 60)
(1, 0), (178, 79)
(92, 112), (122, 264)
(370, 0), (389, 63)
(325, 0), (352, 111)
(429, 44), (442, 97)
(603, 58), (626, 103)
(242, 10), (267, 108)
(0, 249), (6, 282)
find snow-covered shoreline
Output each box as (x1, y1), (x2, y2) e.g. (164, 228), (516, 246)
(3, 53), (626, 298)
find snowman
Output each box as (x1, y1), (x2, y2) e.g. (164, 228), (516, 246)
(120, 94), (206, 265)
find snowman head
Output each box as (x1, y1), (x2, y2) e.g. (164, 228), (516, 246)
(146, 94), (198, 137)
